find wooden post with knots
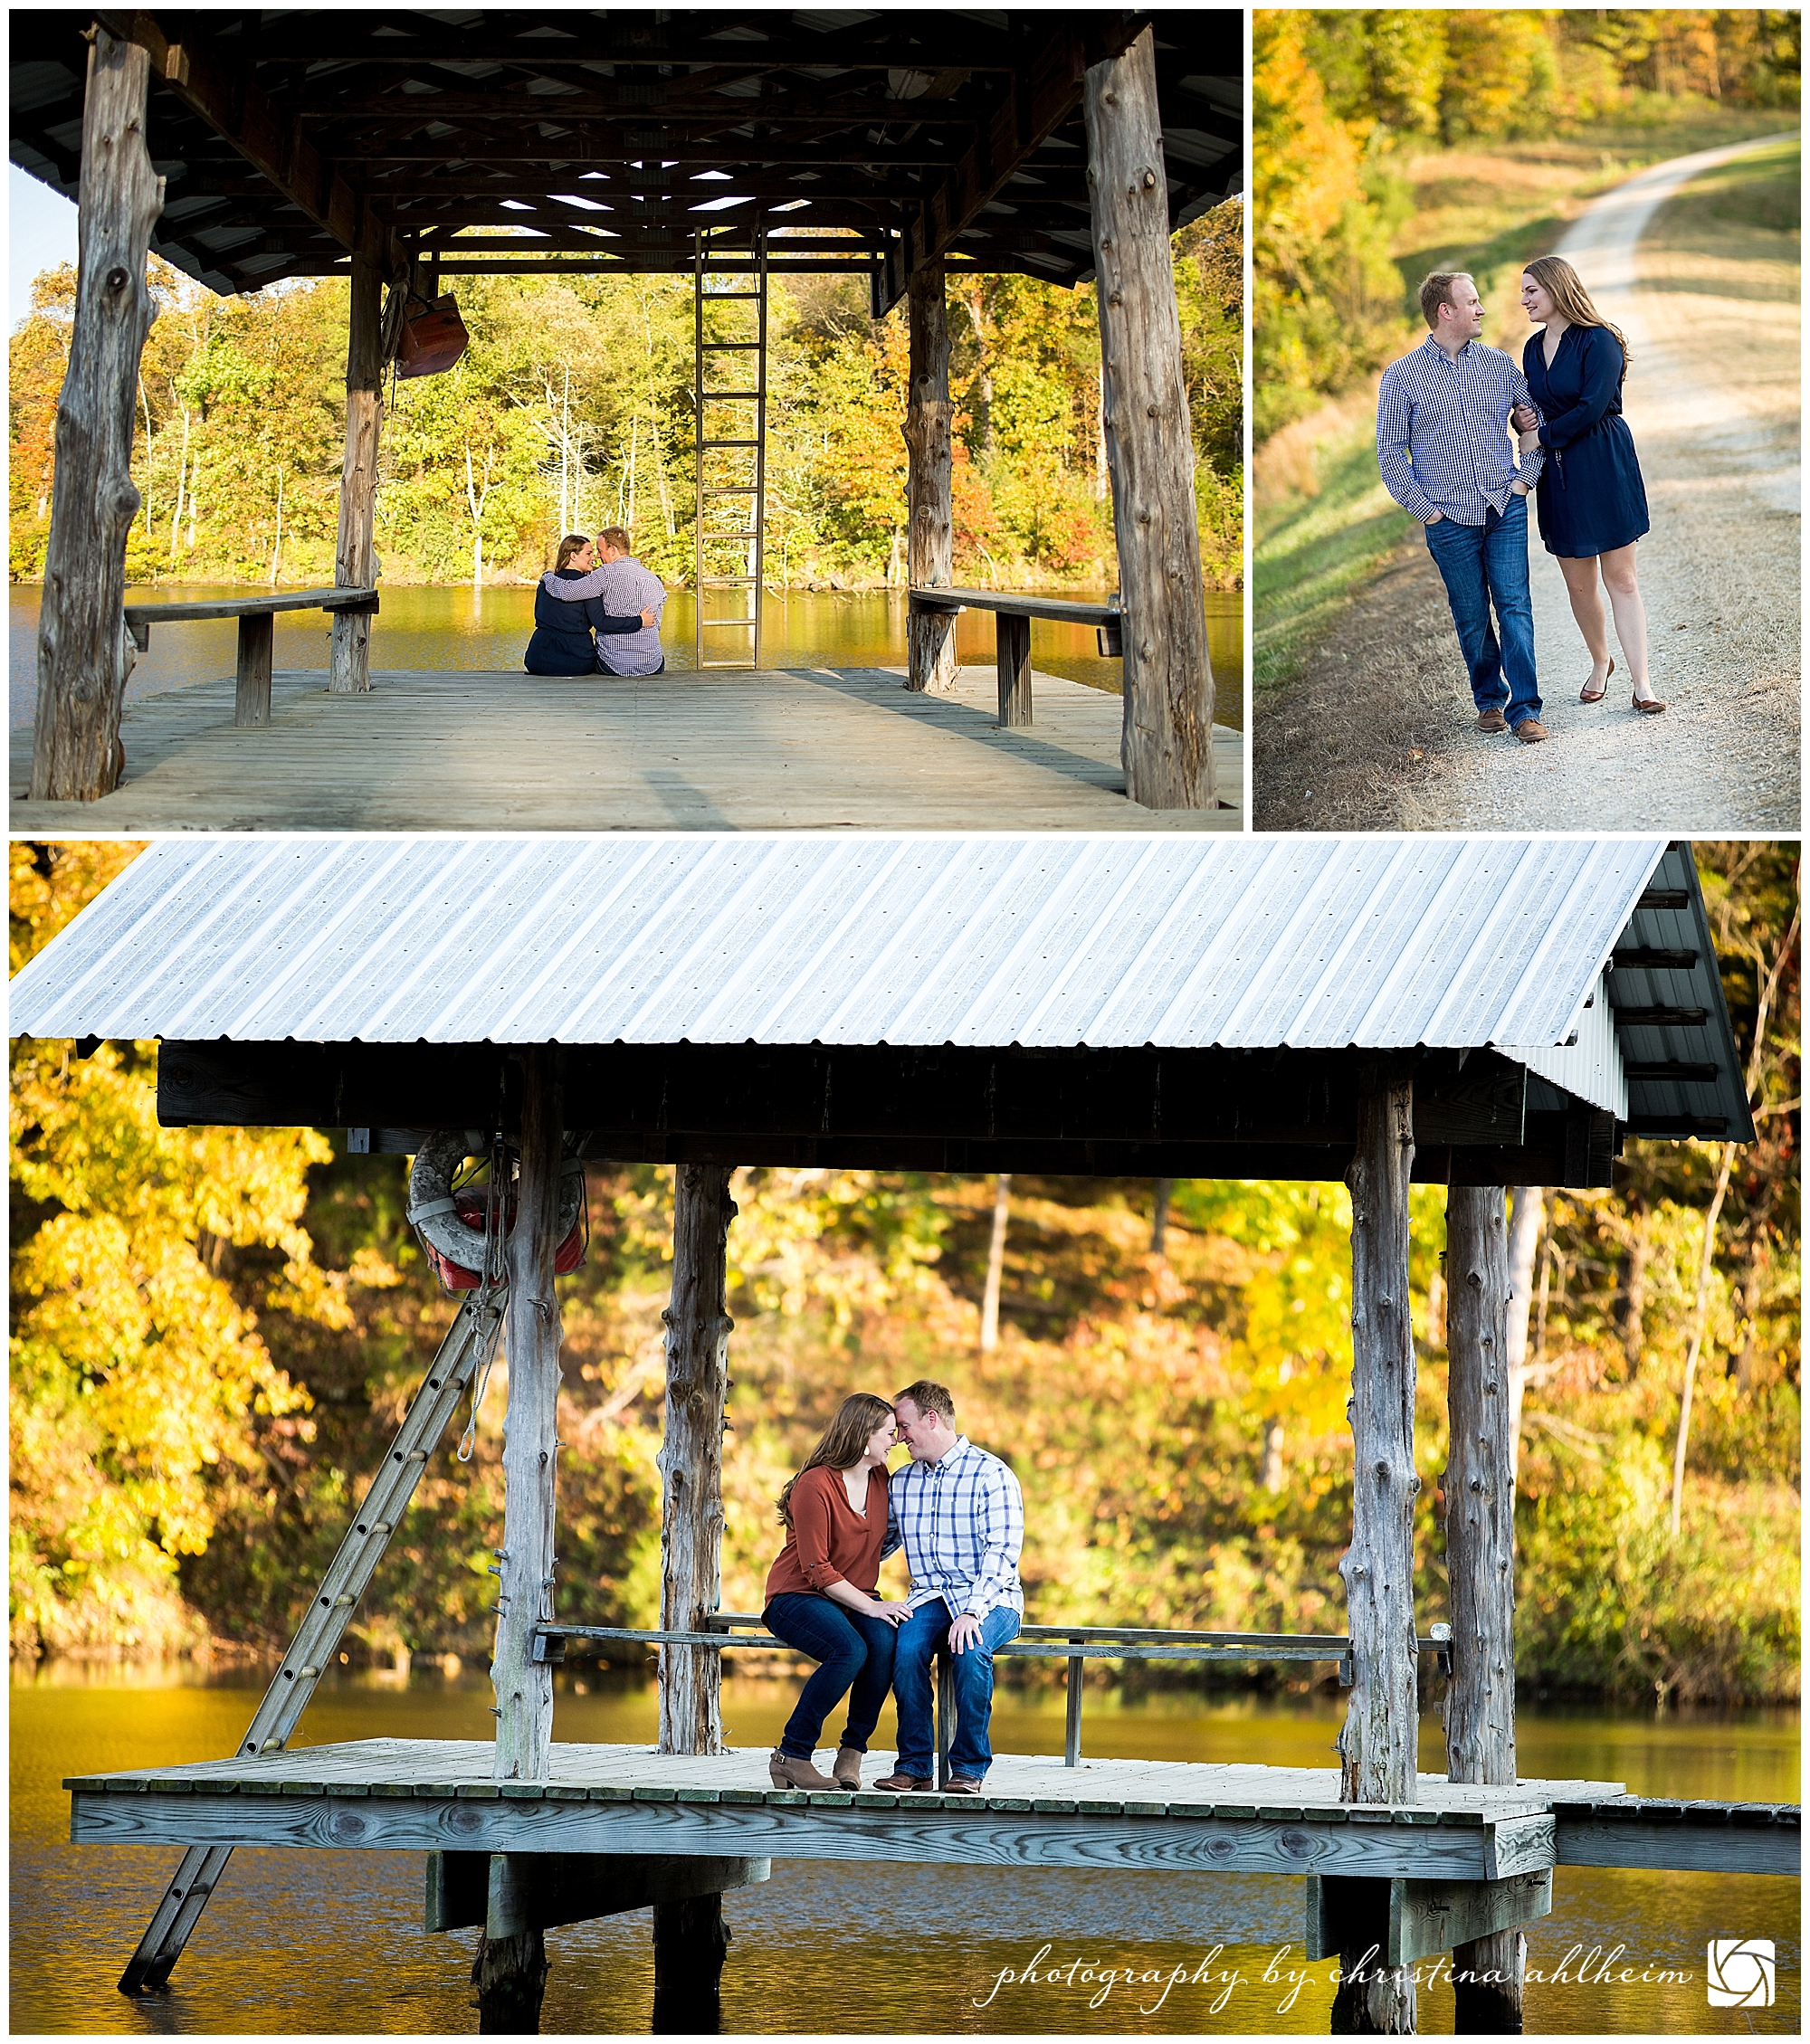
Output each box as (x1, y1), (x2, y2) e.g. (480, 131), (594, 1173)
(1334, 1068), (1420, 2033)
(903, 265), (957, 693)
(1444, 1185), (1527, 2032)
(30, 23), (164, 803)
(329, 249), (384, 692)
(652, 1163), (738, 2030)
(1082, 24), (1216, 810)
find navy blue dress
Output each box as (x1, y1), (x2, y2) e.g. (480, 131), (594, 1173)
(523, 568), (643, 675)
(1523, 322), (1650, 559)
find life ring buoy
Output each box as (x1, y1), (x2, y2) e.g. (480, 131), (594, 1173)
(407, 1131), (586, 1290)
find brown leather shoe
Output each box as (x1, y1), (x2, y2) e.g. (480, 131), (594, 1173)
(1512, 718), (1549, 744)
(872, 1770), (934, 1792)
(1632, 691), (1666, 715)
(832, 1745), (863, 1790)
(945, 1776), (985, 1795)
(768, 1749), (839, 1791)
(1476, 707), (1509, 733)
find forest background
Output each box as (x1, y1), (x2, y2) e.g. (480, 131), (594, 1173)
(8, 205), (1243, 595)
(1252, 8), (1801, 692)
(11, 844), (1799, 1707)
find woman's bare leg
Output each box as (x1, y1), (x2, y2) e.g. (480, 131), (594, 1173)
(1598, 543), (1654, 699)
(1558, 553), (1614, 693)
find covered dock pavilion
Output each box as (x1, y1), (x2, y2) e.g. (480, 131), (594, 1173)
(11, 8), (1243, 826)
(11, 834), (1787, 2031)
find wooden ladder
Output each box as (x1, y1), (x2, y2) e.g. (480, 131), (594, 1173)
(692, 222), (768, 669)
(116, 1291), (508, 1993)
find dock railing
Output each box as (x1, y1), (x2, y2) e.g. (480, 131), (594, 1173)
(536, 1614), (1456, 1786)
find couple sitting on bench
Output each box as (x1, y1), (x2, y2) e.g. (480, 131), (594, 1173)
(524, 526), (668, 676)
(762, 1381), (1024, 1795)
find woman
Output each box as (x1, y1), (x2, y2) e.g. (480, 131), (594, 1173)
(762, 1393), (906, 1791)
(1512, 256), (1663, 714)
(523, 534), (655, 677)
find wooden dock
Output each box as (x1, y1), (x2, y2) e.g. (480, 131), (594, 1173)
(64, 1739), (1798, 1878)
(10, 662), (1243, 833)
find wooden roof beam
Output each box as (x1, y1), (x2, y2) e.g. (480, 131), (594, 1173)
(102, 10), (403, 269)
(322, 138), (965, 166)
(289, 89), (988, 126)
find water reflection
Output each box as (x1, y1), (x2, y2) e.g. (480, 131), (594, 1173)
(10, 1668), (1796, 2036)
(8, 586), (1245, 734)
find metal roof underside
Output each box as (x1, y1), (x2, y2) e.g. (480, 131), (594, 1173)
(10, 8), (1242, 298)
(14, 838), (1750, 1139)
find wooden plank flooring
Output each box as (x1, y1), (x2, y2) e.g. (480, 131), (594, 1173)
(68, 1739), (1635, 1879)
(11, 664), (1243, 833)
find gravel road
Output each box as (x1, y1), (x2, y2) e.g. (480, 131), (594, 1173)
(1256, 134), (1801, 833)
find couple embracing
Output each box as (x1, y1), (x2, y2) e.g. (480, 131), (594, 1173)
(524, 525), (668, 677)
(762, 1382), (1022, 1797)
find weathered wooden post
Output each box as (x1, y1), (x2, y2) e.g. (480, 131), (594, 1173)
(472, 1049), (563, 2033)
(653, 1163), (737, 2032)
(1444, 1187), (1527, 2033)
(1083, 24), (1216, 810)
(1334, 1068), (1419, 2034)
(329, 249), (384, 692)
(903, 265), (957, 694)
(30, 23), (164, 803)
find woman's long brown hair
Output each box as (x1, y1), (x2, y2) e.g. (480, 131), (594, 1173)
(1524, 255), (1631, 376)
(776, 1393), (895, 1527)
(555, 532), (591, 570)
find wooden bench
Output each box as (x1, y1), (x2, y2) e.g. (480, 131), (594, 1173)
(123, 585), (379, 728)
(908, 585), (1119, 728)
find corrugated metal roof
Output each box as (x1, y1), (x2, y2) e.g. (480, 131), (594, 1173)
(11, 836), (1670, 1061)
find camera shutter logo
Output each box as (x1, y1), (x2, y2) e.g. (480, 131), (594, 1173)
(1707, 1940), (1775, 2008)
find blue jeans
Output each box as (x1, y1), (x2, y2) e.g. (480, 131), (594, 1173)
(763, 1594), (897, 1760)
(891, 1597), (1021, 1782)
(1424, 495), (1541, 727)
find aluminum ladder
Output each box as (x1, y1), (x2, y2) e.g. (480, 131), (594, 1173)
(116, 1291), (508, 1993)
(692, 223), (767, 669)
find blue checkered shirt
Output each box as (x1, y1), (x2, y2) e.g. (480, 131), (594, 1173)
(1377, 335), (1545, 526)
(886, 1437), (1024, 1621)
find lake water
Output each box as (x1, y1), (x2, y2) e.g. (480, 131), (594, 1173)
(8, 586), (1245, 735)
(11, 1663), (1796, 2035)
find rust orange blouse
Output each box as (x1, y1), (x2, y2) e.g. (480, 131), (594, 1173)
(764, 1463), (891, 1602)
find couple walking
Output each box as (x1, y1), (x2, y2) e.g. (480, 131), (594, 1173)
(762, 1383), (1022, 1796)
(1377, 257), (1662, 745)
(523, 525), (668, 676)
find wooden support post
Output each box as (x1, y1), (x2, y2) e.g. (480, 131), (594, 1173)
(1444, 1186), (1526, 2033)
(329, 252), (384, 693)
(1335, 1068), (1419, 2034)
(653, 1163), (737, 2032)
(904, 264), (957, 694)
(996, 613), (1033, 727)
(1064, 1640), (1084, 1767)
(475, 1049), (564, 2034)
(30, 24), (164, 803)
(234, 614), (274, 727)
(1083, 25), (1216, 811)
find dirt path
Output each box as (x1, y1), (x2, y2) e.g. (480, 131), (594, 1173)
(1256, 134), (1800, 832)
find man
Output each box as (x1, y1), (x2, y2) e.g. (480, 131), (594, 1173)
(1377, 271), (1548, 744)
(875, 1380), (1024, 1795)
(539, 525), (667, 674)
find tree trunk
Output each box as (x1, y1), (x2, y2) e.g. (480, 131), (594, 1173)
(1503, 1188), (1544, 1483)
(475, 1050), (564, 2033)
(658, 1165), (735, 1757)
(1083, 25), (1215, 810)
(1150, 1176), (1172, 1256)
(30, 25), (164, 803)
(329, 252), (382, 692)
(1671, 1143), (1736, 1538)
(1443, 1185), (1524, 2032)
(979, 1174), (1011, 1353)
(1334, 1070), (1418, 2034)
(904, 264), (957, 694)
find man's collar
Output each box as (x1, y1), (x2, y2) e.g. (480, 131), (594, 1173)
(922, 1434), (972, 1471)
(1424, 332), (1474, 360)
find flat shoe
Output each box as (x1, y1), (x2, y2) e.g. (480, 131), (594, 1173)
(1579, 656), (1615, 704)
(1512, 718), (1549, 744)
(1476, 708), (1508, 733)
(1633, 692), (1666, 715)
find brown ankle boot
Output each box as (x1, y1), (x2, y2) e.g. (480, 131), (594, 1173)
(768, 1748), (839, 1791)
(833, 1746), (862, 1789)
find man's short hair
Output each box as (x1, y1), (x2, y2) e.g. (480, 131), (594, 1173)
(1419, 271), (1472, 329)
(595, 525), (633, 556)
(894, 1379), (955, 1426)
